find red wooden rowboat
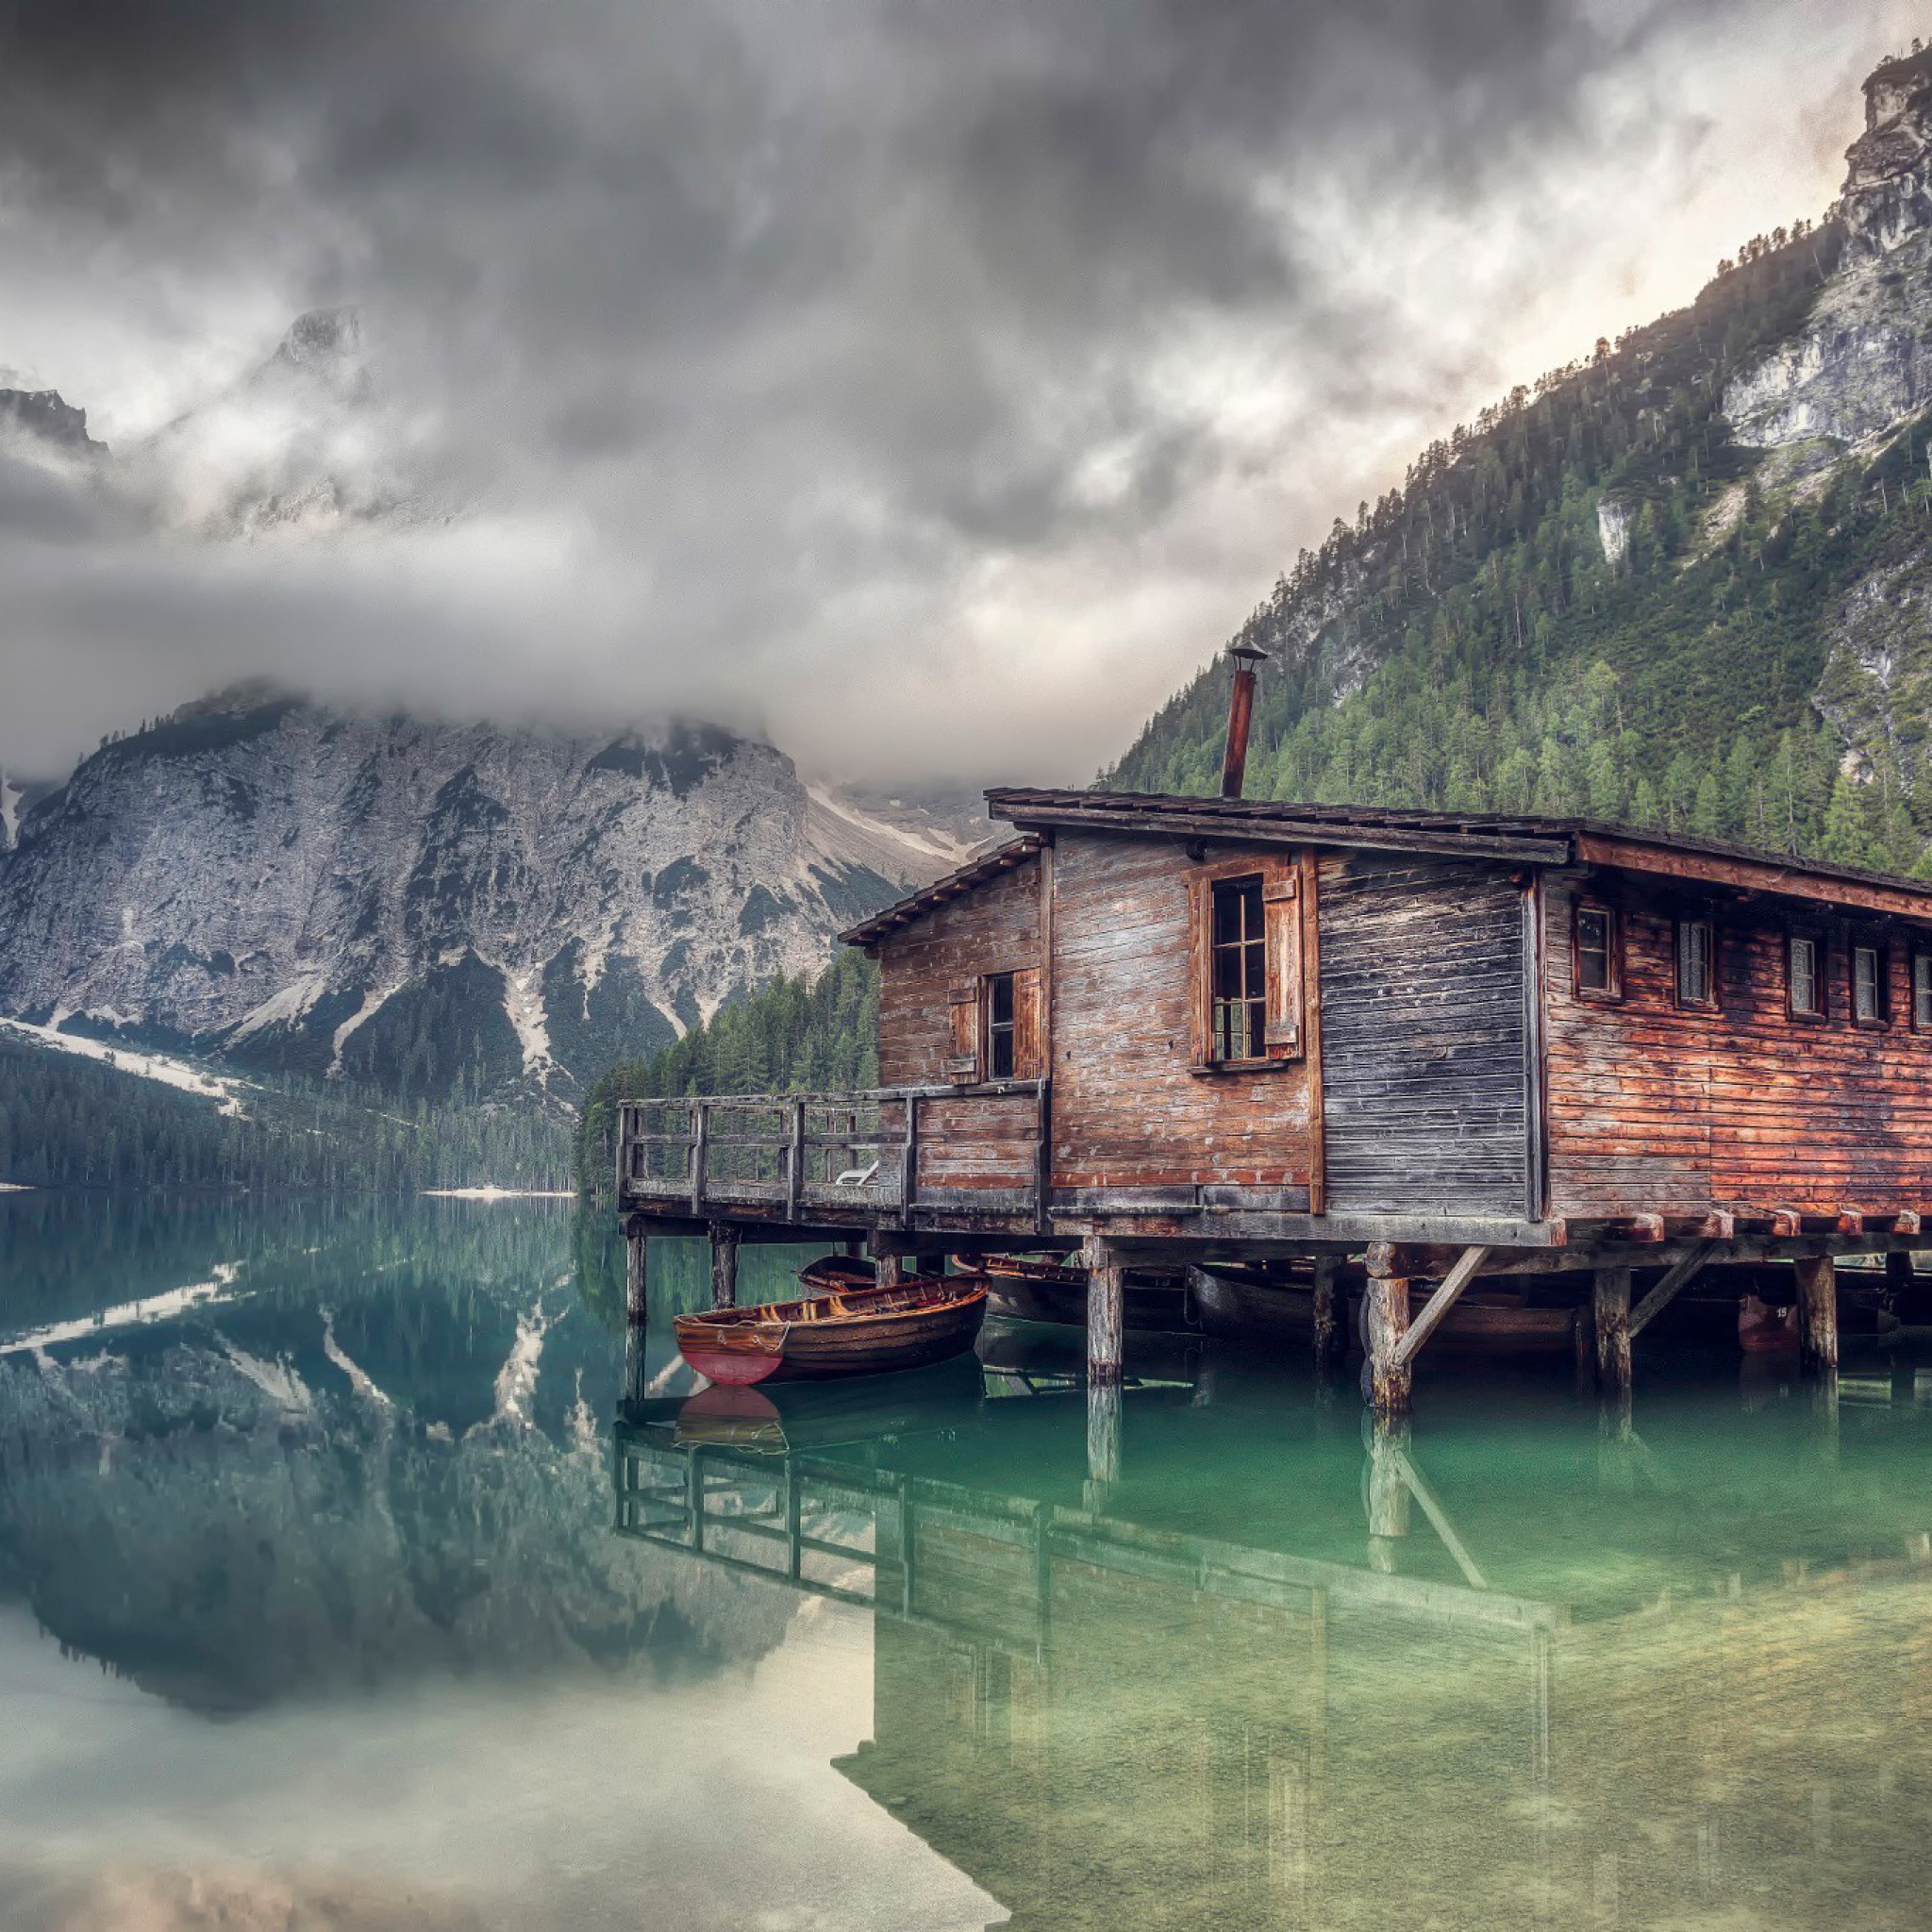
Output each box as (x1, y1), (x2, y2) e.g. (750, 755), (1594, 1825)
(674, 1274), (988, 1386)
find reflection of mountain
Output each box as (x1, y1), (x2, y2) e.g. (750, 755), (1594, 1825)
(0, 1201), (793, 1712)
(619, 1370), (1932, 1931)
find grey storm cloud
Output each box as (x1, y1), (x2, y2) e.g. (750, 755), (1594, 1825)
(0, 0), (1875, 782)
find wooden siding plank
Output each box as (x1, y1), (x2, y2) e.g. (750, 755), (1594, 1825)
(1046, 833), (1315, 1191)
(1317, 854), (1530, 1217)
(1543, 875), (1932, 1216)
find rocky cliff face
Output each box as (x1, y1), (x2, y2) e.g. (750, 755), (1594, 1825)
(1717, 45), (1932, 797)
(0, 690), (978, 1096)
(1845, 49), (1932, 265)
(1726, 47), (1932, 454)
(1109, 43), (1932, 841)
(0, 388), (106, 458)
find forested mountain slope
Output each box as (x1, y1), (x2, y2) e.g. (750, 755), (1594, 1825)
(575, 949), (877, 1193)
(0, 1026), (574, 1191)
(1109, 44), (1932, 876)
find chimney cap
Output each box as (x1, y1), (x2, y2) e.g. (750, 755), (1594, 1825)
(1227, 643), (1270, 665)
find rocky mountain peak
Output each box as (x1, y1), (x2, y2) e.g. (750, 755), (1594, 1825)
(275, 306), (363, 371)
(261, 305), (372, 406)
(0, 386), (108, 457)
(1843, 44), (1932, 264)
(0, 692), (982, 1099)
(1863, 45), (1932, 128)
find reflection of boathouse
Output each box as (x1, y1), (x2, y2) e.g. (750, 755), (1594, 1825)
(615, 1368), (1932, 1928)
(615, 654), (1932, 1415)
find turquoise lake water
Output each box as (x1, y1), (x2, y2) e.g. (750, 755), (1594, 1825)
(3, 1192), (1931, 1929)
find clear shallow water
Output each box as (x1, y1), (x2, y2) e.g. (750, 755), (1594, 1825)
(4, 1197), (1932, 1929)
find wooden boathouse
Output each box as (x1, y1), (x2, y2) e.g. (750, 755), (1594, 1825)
(616, 663), (1932, 1416)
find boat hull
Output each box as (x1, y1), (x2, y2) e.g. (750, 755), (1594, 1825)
(675, 1278), (989, 1385)
(981, 1257), (1193, 1335)
(1191, 1274), (1574, 1357)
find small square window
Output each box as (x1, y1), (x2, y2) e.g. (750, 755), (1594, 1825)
(1574, 903), (1620, 1000)
(1914, 955), (1932, 1032)
(1853, 943), (1887, 1027)
(1789, 934), (1823, 1020)
(1675, 915), (1716, 1009)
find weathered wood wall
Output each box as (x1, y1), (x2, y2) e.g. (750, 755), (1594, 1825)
(1050, 833), (1313, 1195)
(1318, 855), (1532, 1217)
(918, 1091), (1041, 1195)
(1544, 874), (1932, 1217)
(876, 857), (1041, 1088)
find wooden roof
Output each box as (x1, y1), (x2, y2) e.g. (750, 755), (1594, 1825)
(991, 790), (1932, 924)
(839, 835), (1041, 946)
(840, 791), (1932, 945)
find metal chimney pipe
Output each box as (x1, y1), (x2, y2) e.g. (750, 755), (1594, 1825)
(1220, 644), (1269, 799)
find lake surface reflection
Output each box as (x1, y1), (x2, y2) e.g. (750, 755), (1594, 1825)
(5, 1195), (1932, 1929)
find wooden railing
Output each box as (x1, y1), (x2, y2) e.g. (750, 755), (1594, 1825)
(616, 1080), (1050, 1228)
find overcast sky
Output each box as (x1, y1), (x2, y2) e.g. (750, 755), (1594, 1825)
(0, 0), (1920, 786)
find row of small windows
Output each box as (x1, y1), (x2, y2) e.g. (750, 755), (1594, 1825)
(1574, 903), (1932, 1028)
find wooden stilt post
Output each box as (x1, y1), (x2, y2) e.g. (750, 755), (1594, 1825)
(1597, 1387), (1636, 1487)
(625, 1221), (648, 1326)
(708, 1223), (739, 1311)
(1593, 1266), (1632, 1393)
(1083, 1236), (1125, 1385)
(1363, 1252), (1411, 1419)
(623, 1323), (647, 1409)
(1795, 1255), (1839, 1374)
(1311, 1256), (1342, 1373)
(1886, 1248), (1915, 1310)
(1365, 1417), (1411, 1570)
(1573, 1300), (1595, 1391)
(1085, 1377), (1122, 1511)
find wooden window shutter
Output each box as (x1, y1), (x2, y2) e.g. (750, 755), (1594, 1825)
(1186, 871), (1213, 1066)
(1262, 860), (1304, 1059)
(1011, 966), (1044, 1079)
(945, 980), (980, 1083)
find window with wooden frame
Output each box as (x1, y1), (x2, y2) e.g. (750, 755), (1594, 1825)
(1572, 900), (1621, 1001)
(1787, 929), (1824, 1023)
(946, 968), (1042, 1084)
(1186, 854), (1305, 1070)
(1674, 910), (1717, 1011)
(1914, 951), (1932, 1033)
(1211, 874), (1266, 1061)
(1851, 935), (1890, 1028)
(985, 971), (1016, 1078)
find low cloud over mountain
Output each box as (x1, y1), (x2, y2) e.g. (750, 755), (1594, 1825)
(0, 1), (1916, 785)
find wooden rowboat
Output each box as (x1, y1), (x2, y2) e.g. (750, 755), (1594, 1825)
(798, 1255), (879, 1293)
(980, 1253), (1194, 1335)
(675, 1275), (988, 1386)
(1191, 1272), (1574, 1357)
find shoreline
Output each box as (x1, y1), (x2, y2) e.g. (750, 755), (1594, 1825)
(420, 1186), (578, 1201)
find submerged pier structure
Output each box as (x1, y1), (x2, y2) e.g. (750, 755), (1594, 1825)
(616, 658), (1932, 1418)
